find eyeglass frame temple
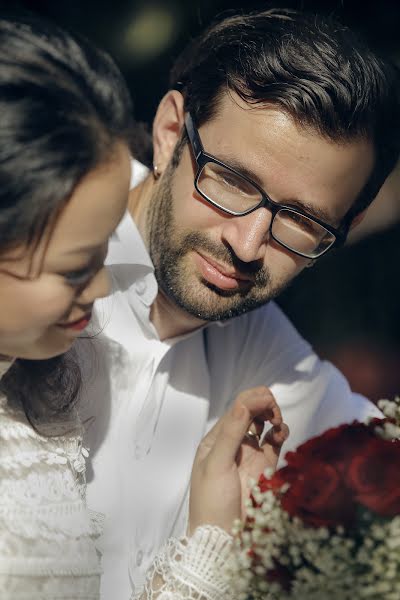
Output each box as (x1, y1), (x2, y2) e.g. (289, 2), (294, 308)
(185, 112), (204, 163)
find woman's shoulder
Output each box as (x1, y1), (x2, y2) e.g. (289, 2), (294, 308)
(0, 392), (85, 476)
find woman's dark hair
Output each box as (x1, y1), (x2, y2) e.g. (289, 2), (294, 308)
(0, 13), (134, 430)
(170, 8), (400, 226)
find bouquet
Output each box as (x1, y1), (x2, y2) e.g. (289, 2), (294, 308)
(229, 398), (400, 600)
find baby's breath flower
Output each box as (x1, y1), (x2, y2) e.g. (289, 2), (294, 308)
(228, 417), (400, 599)
(375, 397), (400, 440)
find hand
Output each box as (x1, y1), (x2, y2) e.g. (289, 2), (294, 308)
(189, 386), (289, 534)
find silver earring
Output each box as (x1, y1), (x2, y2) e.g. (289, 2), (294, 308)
(306, 260), (315, 268)
(153, 164), (160, 180)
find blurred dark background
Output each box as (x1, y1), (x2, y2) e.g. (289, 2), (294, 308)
(2, 0), (400, 401)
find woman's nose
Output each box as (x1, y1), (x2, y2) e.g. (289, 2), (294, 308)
(76, 266), (111, 305)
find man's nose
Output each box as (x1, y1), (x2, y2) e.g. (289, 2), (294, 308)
(221, 208), (272, 264)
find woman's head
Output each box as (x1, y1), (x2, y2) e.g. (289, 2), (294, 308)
(0, 14), (133, 359)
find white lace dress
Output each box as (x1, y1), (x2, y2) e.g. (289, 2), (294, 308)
(0, 361), (103, 599)
(0, 362), (234, 600)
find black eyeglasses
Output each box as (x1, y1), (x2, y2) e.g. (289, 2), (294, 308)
(184, 112), (346, 259)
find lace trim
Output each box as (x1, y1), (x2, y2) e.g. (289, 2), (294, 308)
(0, 554), (102, 576)
(0, 572), (100, 599)
(0, 502), (103, 540)
(133, 526), (234, 600)
(0, 448), (79, 469)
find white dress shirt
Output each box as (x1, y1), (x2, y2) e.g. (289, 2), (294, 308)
(79, 160), (380, 600)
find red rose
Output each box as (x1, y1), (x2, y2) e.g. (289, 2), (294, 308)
(278, 461), (356, 528)
(346, 437), (400, 516)
(258, 471), (286, 493)
(256, 420), (398, 528)
(285, 422), (377, 476)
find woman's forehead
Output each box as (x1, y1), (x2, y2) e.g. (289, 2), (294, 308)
(43, 145), (131, 262)
(0, 144), (131, 278)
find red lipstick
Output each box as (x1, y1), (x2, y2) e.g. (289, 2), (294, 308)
(58, 313), (92, 331)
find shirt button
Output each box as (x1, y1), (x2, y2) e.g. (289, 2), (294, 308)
(136, 550), (143, 567)
(135, 278), (146, 295)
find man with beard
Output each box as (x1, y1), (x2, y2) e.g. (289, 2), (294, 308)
(77, 8), (400, 599)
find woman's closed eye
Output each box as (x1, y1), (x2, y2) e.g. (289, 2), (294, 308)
(61, 266), (97, 287)
(58, 243), (109, 287)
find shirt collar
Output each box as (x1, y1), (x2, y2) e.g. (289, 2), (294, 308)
(106, 159), (153, 271)
(106, 210), (153, 271)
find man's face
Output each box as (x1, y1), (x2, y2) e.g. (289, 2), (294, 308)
(147, 92), (374, 322)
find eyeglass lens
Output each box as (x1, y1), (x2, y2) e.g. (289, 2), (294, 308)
(197, 162), (336, 258)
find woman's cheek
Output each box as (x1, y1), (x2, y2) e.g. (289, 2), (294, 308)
(30, 279), (77, 326)
(0, 277), (75, 333)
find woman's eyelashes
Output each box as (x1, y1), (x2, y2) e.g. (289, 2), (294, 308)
(61, 266), (97, 287)
(59, 244), (108, 287)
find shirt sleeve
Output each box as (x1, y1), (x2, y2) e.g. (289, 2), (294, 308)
(206, 302), (380, 456)
(132, 526), (234, 600)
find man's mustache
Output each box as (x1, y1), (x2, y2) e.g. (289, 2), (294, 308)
(178, 231), (270, 287)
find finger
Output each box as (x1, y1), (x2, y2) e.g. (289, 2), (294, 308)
(242, 388), (283, 446)
(240, 386), (283, 427)
(205, 403), (251, 471)
(236, 386), (283, 428)
(261, 422), (290, 458)
(246, 417), (266, 441)
(207, 388), (281, 472)
(195, 387), (275, 463)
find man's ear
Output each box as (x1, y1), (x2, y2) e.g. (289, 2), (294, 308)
(152, 90), (185, 175)
(349, 208), (368, 231)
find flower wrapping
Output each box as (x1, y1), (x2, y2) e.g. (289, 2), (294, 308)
(229, 398), (400, 599)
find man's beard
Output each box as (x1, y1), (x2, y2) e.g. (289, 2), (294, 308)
(146, 162), (288, 322)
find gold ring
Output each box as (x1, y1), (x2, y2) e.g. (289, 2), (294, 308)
(245, 429), (260, 443)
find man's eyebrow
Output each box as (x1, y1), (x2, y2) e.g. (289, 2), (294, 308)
(217, 155), (267, 189)
(280, 198), (337, 225)
(215, 153), (337, 225)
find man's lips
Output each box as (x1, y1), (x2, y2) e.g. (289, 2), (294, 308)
(193, 251), (253, 290)
(57, 312), (92, 331)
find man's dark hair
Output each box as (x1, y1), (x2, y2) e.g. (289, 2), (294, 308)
(170, 8), (400, 224)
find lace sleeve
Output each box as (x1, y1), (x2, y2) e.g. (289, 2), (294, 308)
(132, 526), (234, 600)
(0, 395), (102, 599)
